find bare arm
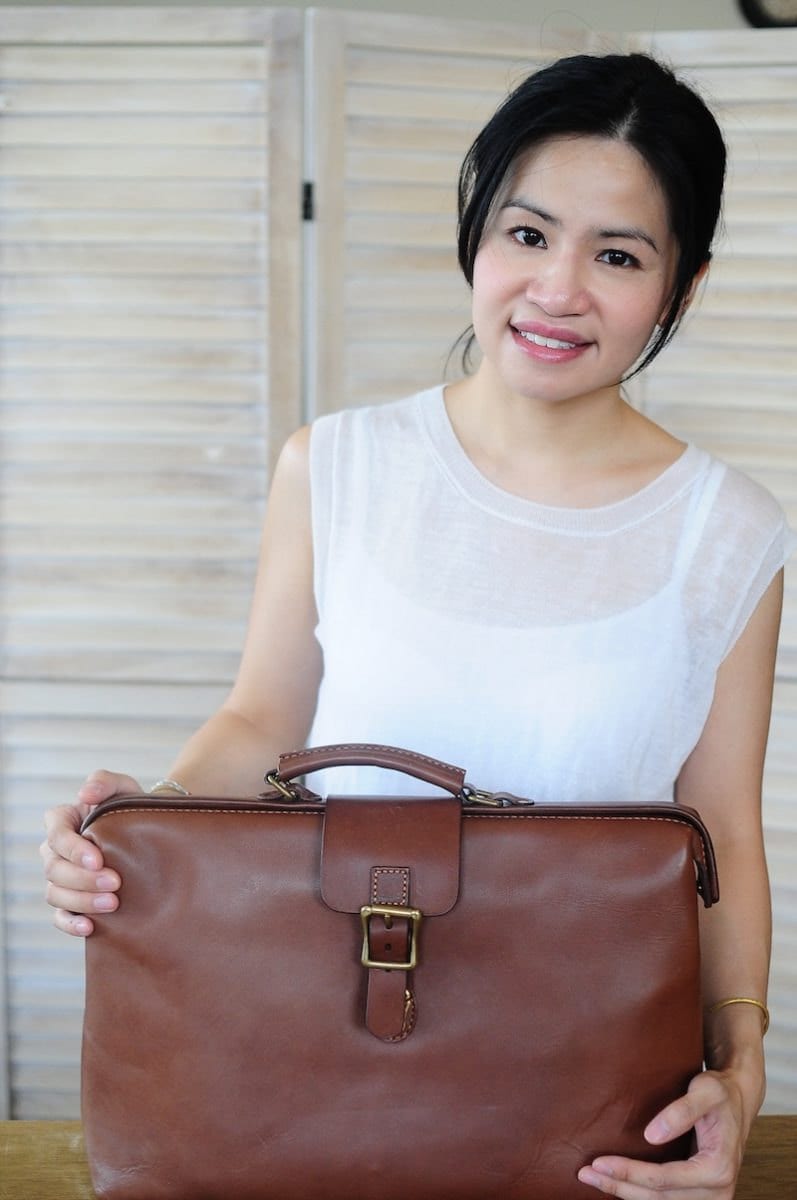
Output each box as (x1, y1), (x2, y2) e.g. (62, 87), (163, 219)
(42, 425), (322, 931)
(579, 569), (784, 1197)
(676, 568), (784, 1127)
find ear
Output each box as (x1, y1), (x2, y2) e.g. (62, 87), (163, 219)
(661, 261), (710, 325)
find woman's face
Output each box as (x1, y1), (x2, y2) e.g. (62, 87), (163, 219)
(470, 135), (679, 405)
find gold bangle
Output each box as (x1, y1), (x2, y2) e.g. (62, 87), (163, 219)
(706, 997), (770, 1036)
(149, 777), (190, 797)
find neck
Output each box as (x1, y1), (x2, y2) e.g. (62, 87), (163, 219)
(442, 363), (684, 507)
(447, 365), (632, 466)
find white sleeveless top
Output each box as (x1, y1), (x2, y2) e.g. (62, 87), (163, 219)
(307, 386), (795, 802)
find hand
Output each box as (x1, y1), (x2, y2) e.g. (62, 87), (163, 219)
(40, 769), (142, 937)
(577, 1070), (746, 1198)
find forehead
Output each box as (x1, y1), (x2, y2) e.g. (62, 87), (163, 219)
(500, 135), (670, 228)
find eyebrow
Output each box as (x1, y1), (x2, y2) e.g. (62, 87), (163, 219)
(501, 198), (660, 254)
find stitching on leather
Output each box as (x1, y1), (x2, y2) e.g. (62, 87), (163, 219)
(280, 744), (464, 777)
(99, 808), (320, 818)
(371, 867), (409, 905)
(94, 809), (709, 873)
(463, 812), (709, 870)
(385, 989), (417, 1043)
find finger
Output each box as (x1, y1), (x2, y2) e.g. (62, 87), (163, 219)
(43, 804), (105, 872)
(578, 1154), (732, 1198)
(52, 908), (96, 938)
(578, 1163), (656, 1197)
(42, 846), (120, 897)
(43, 864), (120, 902)
(645, 1073), (729, 1145)
(78, 769), (142, 807)
(46, 879), (120, 917)
(42, 839), (121, 914)
(578, 1156), (710, 1195)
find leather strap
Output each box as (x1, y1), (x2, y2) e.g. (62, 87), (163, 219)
(364, 867), (416, 1042)
(275, 744), (466, 796)
(320, 797), (461, 1043)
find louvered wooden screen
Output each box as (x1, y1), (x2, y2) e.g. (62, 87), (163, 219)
(306, 14), (797, 1113)
(1, 8), (795, 1121)
(0, 6), (303, 1118)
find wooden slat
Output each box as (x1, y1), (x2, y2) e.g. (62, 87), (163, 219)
(3, 340), (263, 371)
(0, 5), (292, 43)
(1, 80), (266, 114)
(1, 145), (267, 178)
(696, 65), (797, 102)
(1, 212), (264, 242)
(0, 114), (267, 146)
(0, 241), (269, 272)
(0, 370), (263, 404)
(0, 274), (264, 307)
(0, 45), (269, 78)
(0, 179), (266, 212)
(625, 28), (797, 65)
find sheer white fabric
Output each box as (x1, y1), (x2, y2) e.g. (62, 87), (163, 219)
(307, 386), (796, 802)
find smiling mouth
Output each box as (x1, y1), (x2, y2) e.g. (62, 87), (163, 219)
(517, 329), (580, 350)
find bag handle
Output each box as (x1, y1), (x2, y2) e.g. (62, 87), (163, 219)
(270, 743), (467, 797)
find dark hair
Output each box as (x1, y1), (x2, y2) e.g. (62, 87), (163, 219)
(455, 52), (727, 377)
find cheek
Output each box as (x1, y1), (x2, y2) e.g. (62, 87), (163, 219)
(612, 283), (669, 343)
(471, 245), (516, 317)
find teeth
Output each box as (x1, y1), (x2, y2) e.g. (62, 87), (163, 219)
(519, 330), (578, 350)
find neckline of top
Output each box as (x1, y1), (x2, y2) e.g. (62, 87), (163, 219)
(416, 384), (710, 534)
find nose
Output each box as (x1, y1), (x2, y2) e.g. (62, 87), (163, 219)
(525, 249), (590, 317)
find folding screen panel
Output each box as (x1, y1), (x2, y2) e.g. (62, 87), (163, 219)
(305, 13), (797, 1111)
(0, 5), (302, 1117)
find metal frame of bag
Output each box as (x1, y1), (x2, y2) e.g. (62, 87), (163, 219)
(80, 744), (719, 1200)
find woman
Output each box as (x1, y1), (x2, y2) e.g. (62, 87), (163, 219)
(41, 53), (794, 1198)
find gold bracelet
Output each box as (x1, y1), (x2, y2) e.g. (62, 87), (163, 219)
(706, 997), (770, 1035)
(150, 777), (191, 797)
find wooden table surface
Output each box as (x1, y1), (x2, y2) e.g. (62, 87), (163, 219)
(1, 1116), (795, 1198)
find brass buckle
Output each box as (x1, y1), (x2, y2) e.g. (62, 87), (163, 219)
(360, 904), (422, 971)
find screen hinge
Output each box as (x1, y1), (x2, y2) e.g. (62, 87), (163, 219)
(302, 181), (315, 221)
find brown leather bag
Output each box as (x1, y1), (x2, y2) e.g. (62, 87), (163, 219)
(81, 744), (719, 1200)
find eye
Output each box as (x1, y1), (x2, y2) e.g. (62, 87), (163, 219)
(510, 226), (546, 249)
(598, 248), (640, 268)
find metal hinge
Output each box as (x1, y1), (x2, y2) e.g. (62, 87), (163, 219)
(302, 181), (314, 221)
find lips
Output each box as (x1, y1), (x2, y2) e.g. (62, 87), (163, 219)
(519, 330), (578, 350)
(509, 321), (592, 364)
(511, 322), (589, 348)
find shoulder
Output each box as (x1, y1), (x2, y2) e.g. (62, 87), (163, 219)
(270, 424), (311, 497)
(309, 387), (439, 455)
(708, 455), (791, 549)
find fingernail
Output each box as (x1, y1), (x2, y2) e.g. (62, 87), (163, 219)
(95, 873), (117, 890)
(93, 894), (117, 911)
(645, 1119), (668, 1144)
(81, 853), (99, 869)
(73, 918), (92, 935)
(578, 1167), (604, 1188)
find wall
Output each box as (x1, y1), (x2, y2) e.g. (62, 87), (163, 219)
(0, 0), (749, 29)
